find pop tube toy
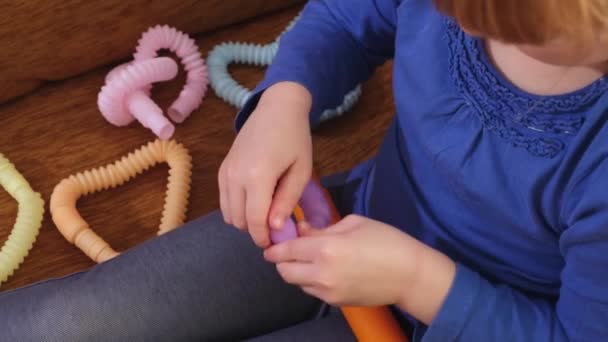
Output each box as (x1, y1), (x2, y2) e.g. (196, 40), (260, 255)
(98, 25), (209, 139)
(207, 14), (362, 123)
(98, 57), (179, 140)
(0, 154), (44, 286)
(133, 25), (209, 123)
(273, 176), (409, 342)
(50, 139), (192, 263)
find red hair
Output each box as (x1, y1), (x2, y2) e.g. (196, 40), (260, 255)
(434, 0), (608, 48)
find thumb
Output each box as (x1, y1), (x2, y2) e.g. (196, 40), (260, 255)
(297, 217), (354, 237)
(296, 221), (321, 237)
(269, 163), (310, 230)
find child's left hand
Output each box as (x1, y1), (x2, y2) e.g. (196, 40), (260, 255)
(263, 214), (421, 307)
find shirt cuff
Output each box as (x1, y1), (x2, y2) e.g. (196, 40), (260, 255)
(233, 78), (271, 132)
(422, 262), (480, 341)
(233, 66), (331, 132)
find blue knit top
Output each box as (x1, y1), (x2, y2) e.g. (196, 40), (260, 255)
(236, 1), (608, 340)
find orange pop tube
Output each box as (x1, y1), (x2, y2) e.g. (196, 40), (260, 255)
(296, 175), (409, 342)
(50, 139), (192, 263)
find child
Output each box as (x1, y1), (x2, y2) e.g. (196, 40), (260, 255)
(221, 0), (608, 340)
(1, 0), (607, 340)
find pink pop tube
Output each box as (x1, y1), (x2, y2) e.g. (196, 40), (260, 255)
(98, 57), (178, 140)
(134, 25), (208, 123)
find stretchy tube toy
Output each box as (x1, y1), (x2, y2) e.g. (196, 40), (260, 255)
(98, 57), (179, 140)
(270, 180), (331, 244)
(207, 14), (363, 123)
(133, 25), (209, 123)
(273, 176), (409, 342)
(50, 139), (192, 263)
(99, 26), (208, 139)
(0, 154), (44, 286)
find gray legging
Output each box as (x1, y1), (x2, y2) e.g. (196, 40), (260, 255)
(0, 211), (356, 341)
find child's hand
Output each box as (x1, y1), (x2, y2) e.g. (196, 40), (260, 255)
(263, 215), (420, 307)
(219, 82), (313, 248)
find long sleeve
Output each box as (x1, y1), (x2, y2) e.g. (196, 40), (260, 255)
(422, 162), (608, 342)
(235, 0), (400, 130)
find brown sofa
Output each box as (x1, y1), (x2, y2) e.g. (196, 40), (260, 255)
(0, 1), (394, 290)
(0, 0), (303, 104)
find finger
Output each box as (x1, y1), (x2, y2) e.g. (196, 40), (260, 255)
(269, 163), (311, 230)
(228, 181), (246, 230)
(297, 221), (322, 237)
(245, 176), (274, 244)
(271, 217), (299, 244)
(276, 262), (317, 287)
(324, 223), (354, 235)
(264, 236), (322, 263)
(302, 287), (343, 306)
(218, 165), (232, 225)
(301, 286), (324, 300)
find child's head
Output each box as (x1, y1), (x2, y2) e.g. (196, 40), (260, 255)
(435, 0), (608, 67)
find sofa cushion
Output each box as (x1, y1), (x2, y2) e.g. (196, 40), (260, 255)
(0, 0), (302, 104)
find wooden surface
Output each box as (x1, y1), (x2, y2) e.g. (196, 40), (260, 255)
(0, 6), (394, 291)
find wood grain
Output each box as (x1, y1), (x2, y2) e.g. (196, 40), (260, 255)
(0, 6), (394, 291)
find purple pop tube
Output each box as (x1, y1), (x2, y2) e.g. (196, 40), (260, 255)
(270, 180), (333, 244)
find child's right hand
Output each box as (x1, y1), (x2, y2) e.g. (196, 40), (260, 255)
(218, 82), (313, 248)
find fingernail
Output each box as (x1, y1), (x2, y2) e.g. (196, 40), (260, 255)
(272, 217), (284, 230)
